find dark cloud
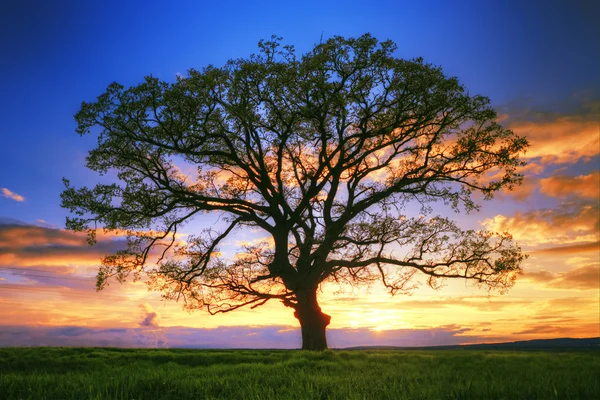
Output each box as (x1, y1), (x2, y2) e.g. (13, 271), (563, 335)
(329, 326), (472, 348)
(0, 324), (486, 349)
(0, 221), (127, 267)
(52, 326), (92, 337)
(492, 97), (600, 210)
(0, 221), (132, 298)
(0, 265), (96, 292)
(139, 303), (161, 329)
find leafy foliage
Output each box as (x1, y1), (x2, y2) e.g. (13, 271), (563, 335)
(61, 34), (527, 330)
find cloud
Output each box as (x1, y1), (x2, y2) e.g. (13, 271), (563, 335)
(329, 325), (473, 348)
(0, 221), (139, 303)
(531, 242), (600, 255)
(513, 322), (599, 336)
(504, 176), (539, 201)
(482, 201), (599, 246)
(328, 296), (530, 312)
(137, 302), (166, 347)
(523, 265), (599, 290)
(539, 172), (600, 200)
(0, 266), (96, 293)
(139, 302), (161, 328)
(513, 117), (599, 165)
(0, 324), (482, 348)
(502, 100), (600, 166)
(523, 270), (554, 283)
(501, 169), (599, 202)
(543, 297), (598, 310)
(0, 222), (127, 267)
(1, 188), (24, 202)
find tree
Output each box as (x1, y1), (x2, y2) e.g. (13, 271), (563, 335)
(61, 34), (528, 350)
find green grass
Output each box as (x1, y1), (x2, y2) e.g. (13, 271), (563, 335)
(1, 347), (598, 399)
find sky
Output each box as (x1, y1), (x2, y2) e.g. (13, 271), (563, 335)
(0, 0), (598, 348)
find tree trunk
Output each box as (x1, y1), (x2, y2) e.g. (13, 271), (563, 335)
(294, 287), (331, 350)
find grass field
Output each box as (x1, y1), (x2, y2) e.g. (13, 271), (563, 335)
(1, 347), (598, 399)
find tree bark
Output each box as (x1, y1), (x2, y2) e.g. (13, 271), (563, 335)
(294, 287), (331, 350)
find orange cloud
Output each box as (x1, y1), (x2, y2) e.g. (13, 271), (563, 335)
(482, 202), (599, 246)
(0, 222), (187, 268)
(478, 160), (545, 201)
(513, 322), (599, 337)
(539, 172), (600, 200)
(531, 242), (600, 255)
(0, 223), (127, 267)
(504, 176), (539, 201)
(1, 188), (24, 202)
(523, 265), (599, 290)
(510, 116), (599, 165)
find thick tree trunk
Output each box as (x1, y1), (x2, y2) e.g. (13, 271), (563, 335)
(294, 287), (331, 350)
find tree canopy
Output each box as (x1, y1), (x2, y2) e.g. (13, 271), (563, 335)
(61, 34), (528, 350)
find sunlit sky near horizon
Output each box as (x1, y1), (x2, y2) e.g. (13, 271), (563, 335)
(0, 0), (598, 348)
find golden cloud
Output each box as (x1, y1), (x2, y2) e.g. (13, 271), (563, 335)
(503, 176), (539, 201)
(482, 202), (599, 246)
(510, 116), (599, 165)
(0, 222), (188, 268)
(523, 265), (599, 290)
(1, 188), (24, 202)
(531, 242), (600, 255)
(513, 322), (599, 337)
(0, 223), (127, 267)
(539, 171), (600, 200)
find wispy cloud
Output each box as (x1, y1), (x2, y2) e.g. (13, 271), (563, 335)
(482, 201), (599, 246)
(1, 188), (24, 202)
(523, 265), (599, 290)
(501, 99), (600, 166)
(531, 242), (599, 255)
(512, 116), (598, 165)
(513, 322), (599, 337)
(0, 222), (127, 267)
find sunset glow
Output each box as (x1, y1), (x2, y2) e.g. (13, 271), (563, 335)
(0, 0), (598, 348)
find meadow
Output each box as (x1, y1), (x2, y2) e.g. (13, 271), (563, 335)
(0, 347), (598, 399)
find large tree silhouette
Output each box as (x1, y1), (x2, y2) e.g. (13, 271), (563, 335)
(62, 34), (528, 350)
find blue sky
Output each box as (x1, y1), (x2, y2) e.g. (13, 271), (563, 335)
(0, 0), (598, 347)
(1, 0), (598, 225)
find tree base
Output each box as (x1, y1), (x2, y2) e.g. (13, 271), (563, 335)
(294, 288), (331, 350)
